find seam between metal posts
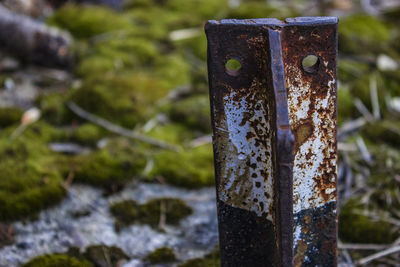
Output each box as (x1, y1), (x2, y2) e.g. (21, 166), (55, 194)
(267, 28), (295, 267)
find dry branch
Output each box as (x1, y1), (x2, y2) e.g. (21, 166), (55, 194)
(357, 245), (400, 265)
(67, 101), (180, 151)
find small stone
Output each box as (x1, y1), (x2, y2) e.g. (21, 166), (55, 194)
(377, 54), (398, 71)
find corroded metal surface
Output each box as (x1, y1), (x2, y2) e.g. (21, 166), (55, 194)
(281, 20), (338, 267)
(206, 17), (337, 267)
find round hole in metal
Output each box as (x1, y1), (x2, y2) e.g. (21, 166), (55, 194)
(302, 55), (320, 73)
(225, 58), (242, 76)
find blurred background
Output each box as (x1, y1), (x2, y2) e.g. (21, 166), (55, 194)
(0, 0), (399, 266)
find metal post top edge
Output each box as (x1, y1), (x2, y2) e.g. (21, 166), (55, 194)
(205, 17), (337, 30)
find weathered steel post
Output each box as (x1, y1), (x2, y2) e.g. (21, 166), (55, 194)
(206, 17), (338, 267)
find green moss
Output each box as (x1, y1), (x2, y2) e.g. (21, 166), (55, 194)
(0, 107), (23, 128)
(153, 53), (191, 89)
(145, 246), (177, 264)
(339, 14), (391, 55)
(126, 7), (204, 40)
(124, 0), (154, 8)
(76, 36), (159, 76)
(226, 2), (290, 20)
(367, 145), (400, 186)
(76, 55), (117, 76)
(348, 144), (400, 215)
(337, 87), (356, 124)
(339, 198), (398, 244)
(370, 187), (400, 216)
(23, 254), (93, 267)
(57, 7), (192, 130)
(362, 120), (400, 148)
(338, 59), (370, 83)
(190, 65), (209, 94)
(168, 95), (211, 133)
(164, 0), (229, 19)
(139, 197), (192, 226)
(151, 144), (214, 188)
(178, 248), (220, 267)
(74, 138), (146, 189)
(146, 123), (195, 145)
(47, 4), (132, 39)
(38, 92), (74, 125)
(70, 71), (173, 128)
(349, 73), (386, 111)
(175, 33), (207, 61)
(110, 197), (192, 228)
(69, 82), (142, 129)
(353, 145), (400, 217)
(0, 122), (67, 222)
(83, 245), (128, 267)
(63, 123), (107, 146)
(0, 121), (63, 144)
(380, 70), (400, 97)
(109, 199), (139, 225)
(126, 8), (172, 40)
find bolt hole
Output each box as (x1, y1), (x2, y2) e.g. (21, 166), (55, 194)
(302, 55), (320, 73)
(225, 58), (242, 76)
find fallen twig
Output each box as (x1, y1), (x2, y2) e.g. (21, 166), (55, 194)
(102, 245), (113, 267)
(49, 142), (89, 154)
(59, 182), (107, 216)
(370, 75), (381, 120)
(357, 245), (400, 265)
(169, 27), (202, 41)
(158, 200), (166, 231)
(67, 101), (180, 151)
(354, 98), (374, 122)
(64, 168), (76, 188)
(355, 136), (374, 165)
(338, 117), (366, 140)
(189, 135), (212, 148)
(339, 243), (390, 250)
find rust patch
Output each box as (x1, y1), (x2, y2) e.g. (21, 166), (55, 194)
(282, 22), (337, 266)
(293, 240), (307, 267)
(292, 118), (314, 153)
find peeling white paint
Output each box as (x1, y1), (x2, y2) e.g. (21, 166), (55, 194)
(287, 64), (337, 214)
(294, 223), (303, 246)
(217, 81), (274, 220)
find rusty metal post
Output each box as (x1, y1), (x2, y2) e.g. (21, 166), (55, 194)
(206, 17), (338, 267)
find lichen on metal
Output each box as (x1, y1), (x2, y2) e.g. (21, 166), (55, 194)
(206, 17), (338, 267)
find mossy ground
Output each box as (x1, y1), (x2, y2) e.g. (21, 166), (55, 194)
(0, 122), (66, 222)
(167, 94), (211, 133)
(178, 248), (220, 267)
(339, 198), (399, 244)
(362, 120), (400, 148)
(47, 4), (132, 39)
(23, 244), (128, 267)
(72, 138), (147, 190)
(22, 254), (93, 267)
(110, 197), (193, 229)
(83, 245), (128, 267)
(0, 107), (23, 128)
(144, 246), (177, 264)
(339, 14), (391, 55)
(150, 144), (215, 188)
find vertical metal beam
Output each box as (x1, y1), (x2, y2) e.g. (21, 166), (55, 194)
(206, 17), (338, 267)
